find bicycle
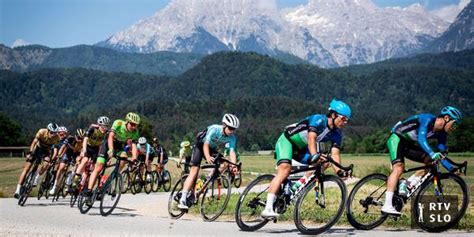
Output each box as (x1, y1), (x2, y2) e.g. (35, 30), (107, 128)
(77, 156), (124, 216)
(70, 158), (95, 208)
(18, 153), (43, 206)
(235, 153), (353, 235)
(168, 154), (240, 221)
(37, 158), (58, 200)
(52, 158), (75, 202)
(120, 159), (137, 194)
(346, 156), (468, 233)
(130, 159), (153, 194)
(151, 164), (172, 192)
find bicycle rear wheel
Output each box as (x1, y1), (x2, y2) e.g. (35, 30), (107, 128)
(168, 174), (187, 219)
(200, 175), (231, 221)
(162, 170), (172, 192)
(294, 175), (347, 235)
(413, 173), (468, 232)
(346, 173), (389, 230)
(235, 174), (273, 231)
(78, 191), (93, 214)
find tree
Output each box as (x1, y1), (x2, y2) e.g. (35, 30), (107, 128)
(0, 113), (27, 146)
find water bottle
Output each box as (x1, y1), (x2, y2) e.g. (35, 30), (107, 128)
(99, 175), (109, 188)
(398, 179), (408, 197)
(291, 176), (308, 192)
(195, 178), (204, 191)
(284, 180), (293, 196)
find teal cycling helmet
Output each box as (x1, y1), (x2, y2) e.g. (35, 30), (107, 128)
(329, 99), (352, 119)
(440, 106), (462, 123)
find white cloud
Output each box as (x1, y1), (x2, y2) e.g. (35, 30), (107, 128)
(430, 0), (471, 23)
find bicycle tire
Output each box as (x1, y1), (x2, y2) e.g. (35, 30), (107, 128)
(413, 173), (469, 232)
(78, 191), (93, 214)
(200, 175), (231, 222)
(131, 172), (142, 194)
(120, 171), (130, 194)
(294, 175), (347, 235)
(162, 170), (172, 192)
(234, 173), (242, 188)
(168, 174), (187, 219)
(18, 171), (36, 206)
(100, 174), (123, 216)
(144, 171), (153, 194)
(235, 174), (274, 231)
(346, 173), (388, 230)
(151, 171), (159, 192)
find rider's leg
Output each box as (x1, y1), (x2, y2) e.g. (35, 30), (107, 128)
(50, 162), (66, 194)
(382, 134), (404, 215)
(87, 158), (105, 191)
(15, 159), (33, 197)
(178, 165), (200, 209)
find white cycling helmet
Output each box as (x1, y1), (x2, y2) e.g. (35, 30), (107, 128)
(57, 126), (68, 133)
(97, 116), (110, 126)
(138, 137), (147, 145)
(222, 113), (240, 129)
(47, 123), (59, 132)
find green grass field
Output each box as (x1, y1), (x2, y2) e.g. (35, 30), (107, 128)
(1, 153), (473, 230)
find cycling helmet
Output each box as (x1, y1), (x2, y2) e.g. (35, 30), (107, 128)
(440, 106), (463, 123)
(57, 126), (68, 133)
(138, 137), (147, 144)
(126, 112), (141, 124)
(329, 99), (352, 119)
(76, 128), (85, 138)
(222, 113), (240, 129)
(97, 116), (110, 126)
(180, 141), (190, 148)
(47, 123), (59, 132)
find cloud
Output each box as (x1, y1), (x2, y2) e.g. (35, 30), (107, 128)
(430, 0), (471, 23)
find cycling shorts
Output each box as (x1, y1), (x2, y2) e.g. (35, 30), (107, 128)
(387, 133), (430, 165)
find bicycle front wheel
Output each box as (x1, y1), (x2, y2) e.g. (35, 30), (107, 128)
(99, 174), (123, 216)
(413, 173), (469, 232)
(235, 174), (274, 231)
(200, 175), (231, 221)
(144, 171), (153, 194)
(162, 170), (172, 192)
(151, 171), (159, 192)
(168, 174), (187, 219)
(346, 173), (388, 230)
(120, 171), (130, 194)
(294, 175), (347, 235)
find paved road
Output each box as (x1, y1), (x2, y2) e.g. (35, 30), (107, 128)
(0, 192), (471, 237)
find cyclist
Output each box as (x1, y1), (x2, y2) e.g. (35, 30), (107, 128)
(261, 99), (352, 218)
(84, 112), (140, 205)
(49, 129), (85, 195)
(177, 140), (192, 174)
(72, 116), (110, 188)
(177, 113), (240, 210)
(152, 137), (168, 176)
(14, 123), (60, 198)
(381, 106), (463, 216)
(49, 126), (69, 176)
(137, 137), (155, 181)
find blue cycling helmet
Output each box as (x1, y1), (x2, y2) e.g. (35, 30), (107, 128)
(329, 99), (352, 119)
(440, 106), (462, 123)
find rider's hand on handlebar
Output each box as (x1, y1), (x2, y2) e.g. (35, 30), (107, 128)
(432, 152), (443, 161)
(206, 156), (215, 165)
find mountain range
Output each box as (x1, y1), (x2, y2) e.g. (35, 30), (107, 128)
(98, 0), (473, 67)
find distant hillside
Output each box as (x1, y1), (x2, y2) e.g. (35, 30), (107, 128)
(0, 44), (203, 76)
(1, 50), (473, 152)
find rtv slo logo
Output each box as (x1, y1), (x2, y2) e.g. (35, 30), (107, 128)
(411, 195), (458, 229)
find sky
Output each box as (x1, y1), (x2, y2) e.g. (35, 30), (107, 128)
(0, 0), (467, 48)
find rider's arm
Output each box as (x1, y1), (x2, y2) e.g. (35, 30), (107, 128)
(203, 142), (213, 163)
(29, 138), (38, 153)
(81, 137), (89, 157)
(307, 131), (318, 156)
(330, 147), (341, 173)
(417, 116), (436, 159)
(131, 142), (138, 161)
(107, 131), (115, 158)
(159, 148), (164, 164)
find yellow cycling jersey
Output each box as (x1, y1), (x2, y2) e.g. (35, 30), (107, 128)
(85, 124), (107, 147)
(179, 147), (192, 157)
(35, 128), (60, 149)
